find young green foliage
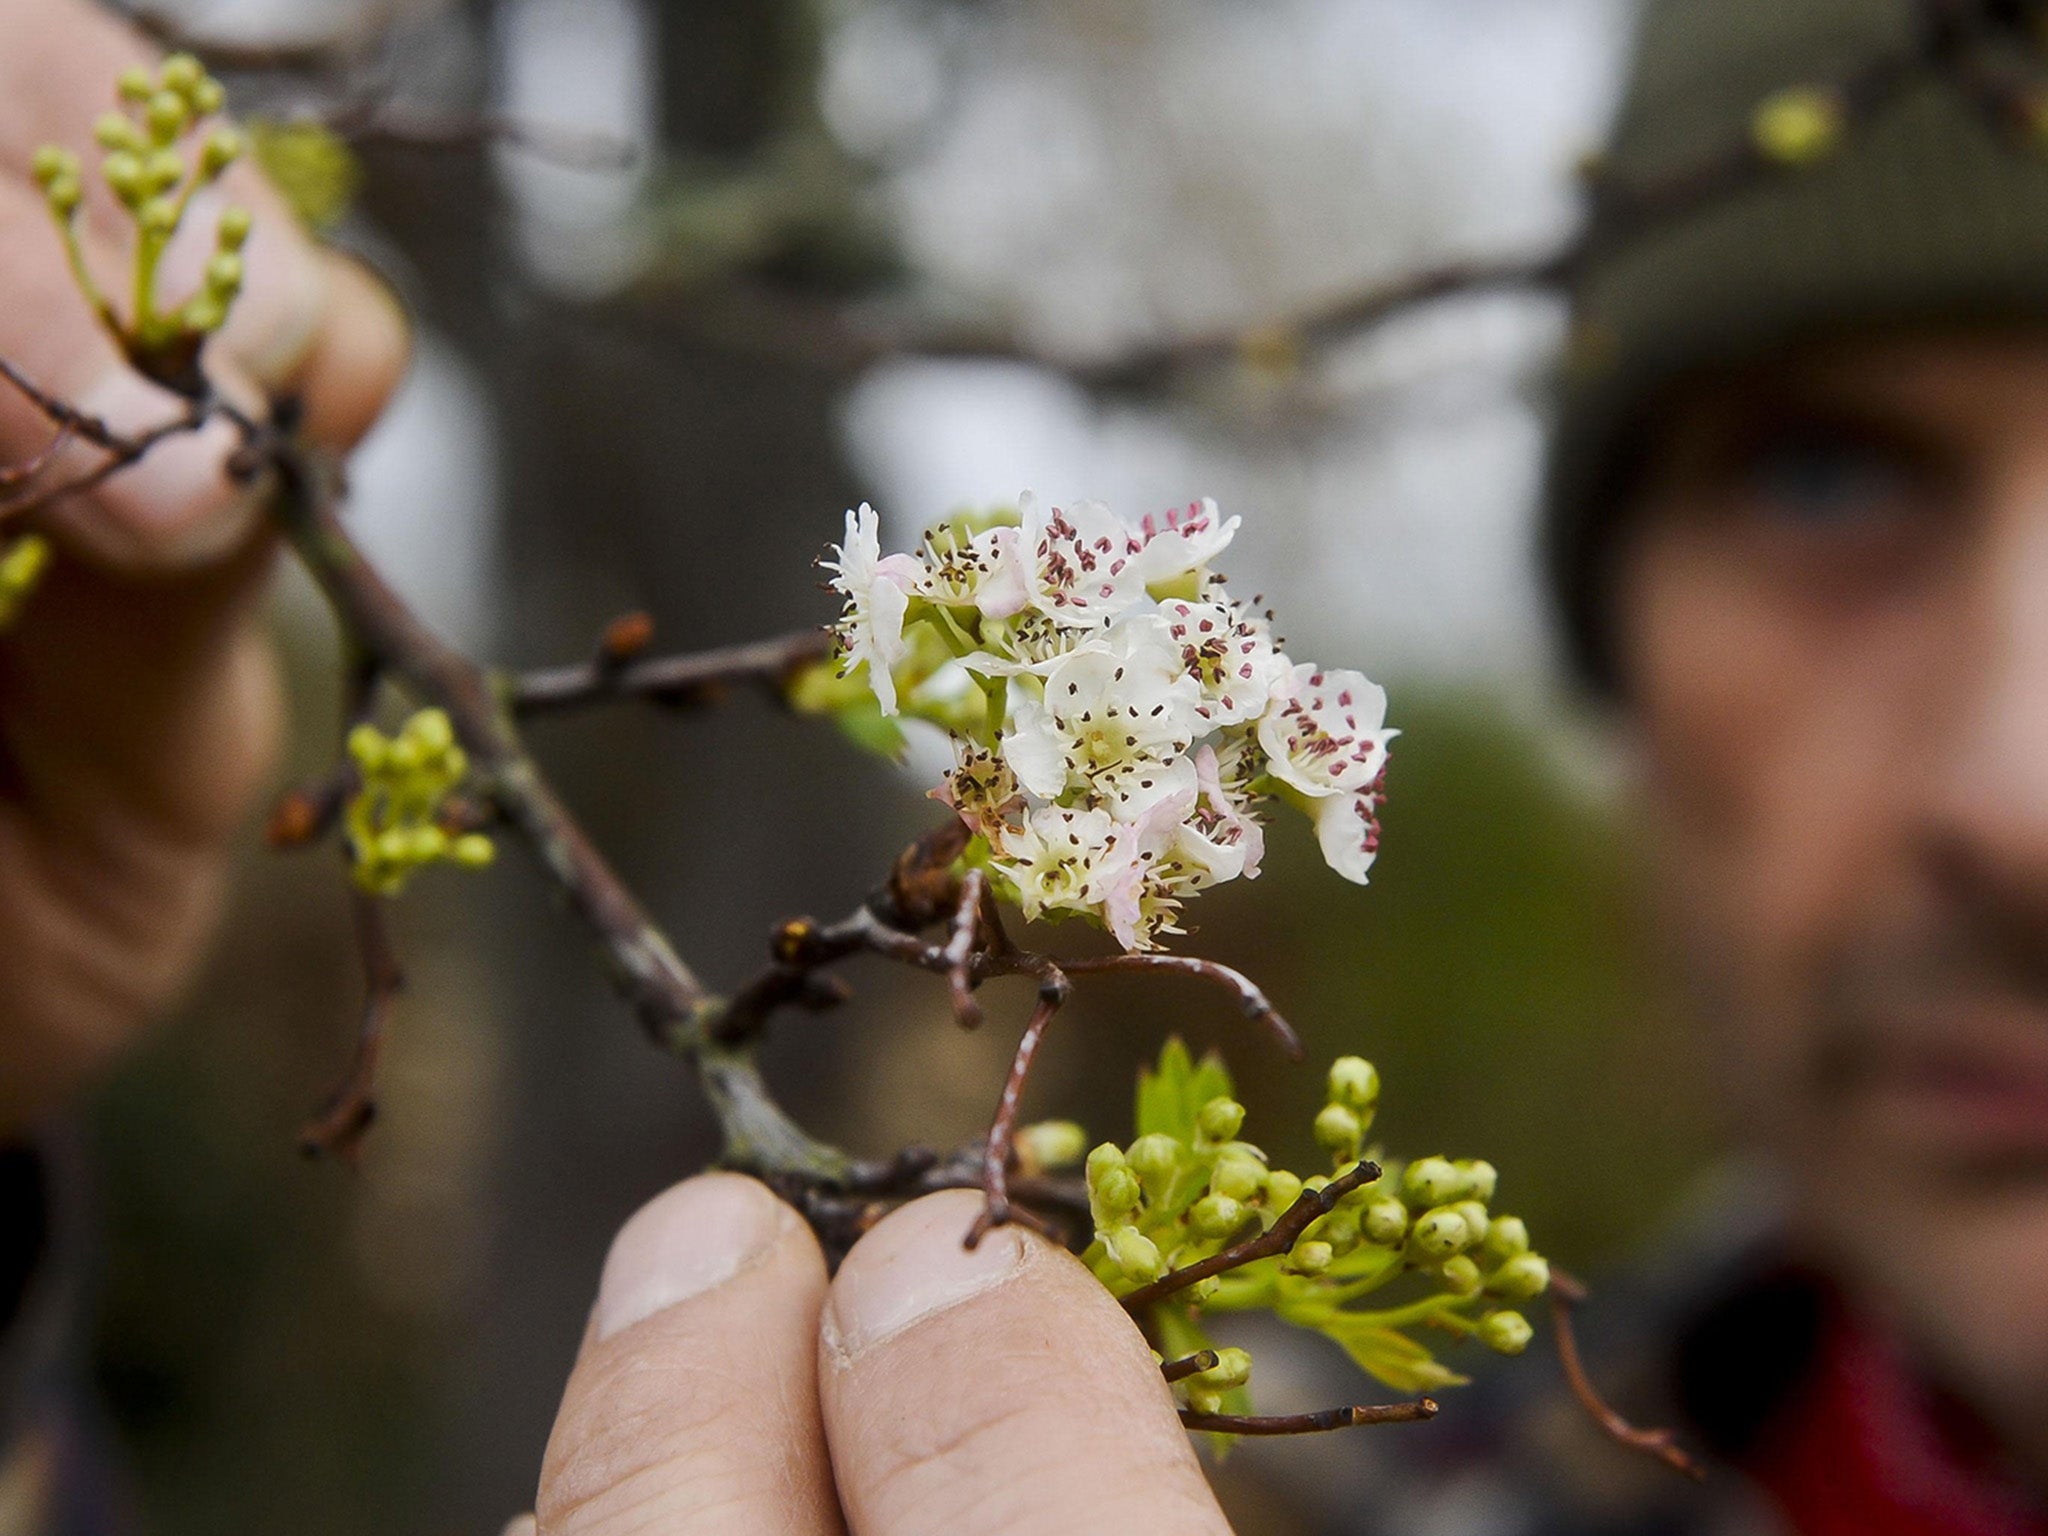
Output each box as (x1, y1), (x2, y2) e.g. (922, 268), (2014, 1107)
(0, 534), (51, 629)
(1084, 1038), (1549, 1422)
(344, 708), (496, 896)
(32, 53), (250, 389)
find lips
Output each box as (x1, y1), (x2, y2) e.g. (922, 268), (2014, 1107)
(1844, 1009), (2048, 1157)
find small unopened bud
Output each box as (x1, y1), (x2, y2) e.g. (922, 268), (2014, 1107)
(1484, 1214), (1530, 1260)
(1015, 1120), (1087, 1173)
(1439, 1254), (1482, 1295)
(1448, 1200), (1490, 1248)
(199, 127), (242, 178)
(1751, 85), (1842, 167)
(1092, 1166), (1142, 1217)
(1198, 1347), (1252, 1392)
(347, 723), (387, 770)
(1190, 1194), (1245, 1240)
(1086, 1142), (1126, 1182)
(1313, 1209), (1360, 1253)
(118, 66), (156, 103)
(204, 251), (243, 296)
(1488, 1252), (1550, 1301)
(1362, 1197), (1408, 1246)
(160, 54), (205, 97)
(95, 113), (146, 152)
(1196, 1096), (1245, 1143)
(216, 205), (253, 249)
(144, 149), (185, 193)
(146, 90), (189, 144)
(101, 151), (145, 204)
(1127, 1133), (1183, 1194)
(180, 295), (226, 335)
(450, 833), (496, 869)
(1263, 1169), (1303, 1210)
(1479, 1309), (1533, 1356)
(192, 77), (227, 117)
(1289, 1240), (1334, 1275)
(1462, 1160), (1498, 1204)
(1210, 1154), (1266, 1203)
(1313, 1102), (1362, 1159)
(1109, 1226), (1164, 1283)
(31, 145), (77, 187)
(137, 196), (178, 236)
(1402, 1156), (1463, 1208)
(1408, 1207), (1470, 1259)
(1327, 1056), (1379, 1109)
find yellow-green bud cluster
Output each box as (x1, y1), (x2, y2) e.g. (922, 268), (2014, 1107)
(1095, 1039), (1555, 1428)
(344, 708), (496, 896)
(0, 534), (52, 629)
(33, 54), (252, 381)
(1012, 1119), (1086, 1177)
(1751, 85), (1843, 167)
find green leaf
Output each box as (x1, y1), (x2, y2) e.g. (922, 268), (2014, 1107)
(1135, 1037), (1235, 1144)
(1318, 1316), (1469, 1396)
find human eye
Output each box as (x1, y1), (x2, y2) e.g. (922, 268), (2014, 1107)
(1732, 420), (1925, 532)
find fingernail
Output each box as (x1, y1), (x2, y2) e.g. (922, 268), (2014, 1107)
(824, 1190), (1030, 1362)
(500, 1518), (538, 1536)
(592, 1174), (788, 1341)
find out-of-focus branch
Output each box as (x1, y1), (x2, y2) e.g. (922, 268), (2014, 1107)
(510, 627), (832, 718)
(1179, 1401), (1438, 1435)
(298, 888), (403, 1162)
(1548, 1267), (1706, 1481)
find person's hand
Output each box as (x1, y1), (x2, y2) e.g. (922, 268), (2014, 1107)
(526, 1177), (1236, 1534)
(0, 0), (408, 1134)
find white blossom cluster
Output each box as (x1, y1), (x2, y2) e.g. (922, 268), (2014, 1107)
(825, 495), (1393, 951)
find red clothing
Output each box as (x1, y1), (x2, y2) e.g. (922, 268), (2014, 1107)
(1747, 1310), (2048, 1536)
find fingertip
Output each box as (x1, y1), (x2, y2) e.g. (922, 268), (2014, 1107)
(824, 1189), (1039, 1364)
(285, 251), (411, 450)
(592, 1172), (810, 1343)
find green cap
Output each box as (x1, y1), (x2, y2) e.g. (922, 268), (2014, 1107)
(1545, 0), (2048, 690)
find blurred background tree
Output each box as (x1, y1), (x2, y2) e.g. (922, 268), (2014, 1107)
(82, 0), (1716, 1529)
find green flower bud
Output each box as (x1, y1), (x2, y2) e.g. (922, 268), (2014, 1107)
(137, 196), (178, 236)
(1085, 1142), (1126, 1183)
(1109, 1226), (1164, 1283)
(1487, 1252), (1550, 1301)
(1362, 1197), (1409, 1246)
(160, 54), (206, 97)
(1313, 1102), (1362, 1159)
(1402, 1156), (1463, 1208)
(1127, 1133), (1183, 1195)
(1263, 1169), (1303, 1210)
(31, 145), (77, 187)
(1479, 1309), (1533, 1356)
(408, 826), (449, 861)
(101, 151), (145, 204)
(1209, 1153), (1266, 1203)
(1483, 1214), (1529, 1260)
(374, 828), (413, 864)
(1408, 1207), (1470, 1259)
(450, 833), (496, 869)
(1092, 1165), (1142, 1217)
(1190, 1194), (1245, 1240)
(192, 77), (227, 117)
(144, 149), (185, 193)
(1196, 1095), (1245, 1143)
(1313, 1209), (1360, 1254)
(385, 735), (422, 774)
(146, 90), (190, 144)
(200, 127), (242, 178)
(1288, 1239), (1333, 1276)
(1751, 85), (1842, 167)
(1327, 1055), (1379, 1109)
(1448, 1200), (1490, 1248)
(1462, 1160), (1498, 1205)
(118, 66), (156, 103)
(95, 113), (146, 153)
(1199, 1347), (1252, 1392)
(1015, 1120), (1087, 1172)
(46, 173), (82, 217)
(216, 205), (253, 250)
(180, 295), (226, 334)
(204, 251), (243, 296)
(1439, 1253), (1482, 1295)
(347, 723), (387, 769)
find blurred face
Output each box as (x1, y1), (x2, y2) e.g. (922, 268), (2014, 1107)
(1616, 332), (2048, 1454)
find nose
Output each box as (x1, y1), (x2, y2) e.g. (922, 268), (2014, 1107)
(1921, 494), (2048, 936)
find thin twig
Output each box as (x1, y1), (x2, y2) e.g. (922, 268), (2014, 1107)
(298, 887), (402, 1163)
(1179, 1400), (1437, 1435)
(965, 973), (1069, 1248)
(1160, 1350), (1220, 1385)
(1118, 1159), (1382, 1312)
(941, 869), (987, 1031)
(1058, 951), (1301, 1060)
(510, 629), (832, 718)
(1548, 1267), (1706, 1481)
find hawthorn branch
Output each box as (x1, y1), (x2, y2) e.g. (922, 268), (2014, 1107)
(965, 973), (1069, 1247)
(1179, 1400), (1437, 1435)
(298, 887), (402, 1162)
(1159, 1350), (1220, 1384)
(1548, 1267), (1705, 1482)
(511, 628), (832, 718)
(1117, 1158), (1382, 1312)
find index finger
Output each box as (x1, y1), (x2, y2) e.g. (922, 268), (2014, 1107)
(819, 1191), (1233, 1536)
